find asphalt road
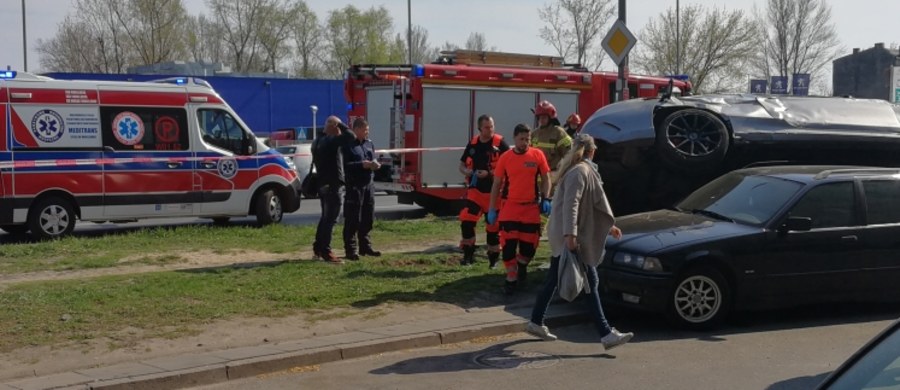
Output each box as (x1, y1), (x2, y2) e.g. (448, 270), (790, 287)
(190, 303), (900, 390)
(0, 193), (424, 243)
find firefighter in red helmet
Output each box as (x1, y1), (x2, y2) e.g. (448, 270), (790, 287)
(531, 100), (572, 173)
(564, 113), (582, 138)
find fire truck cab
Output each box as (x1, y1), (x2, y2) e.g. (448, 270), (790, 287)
(345, 50), (690, 214)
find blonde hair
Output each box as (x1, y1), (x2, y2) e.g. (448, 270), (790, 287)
(554, 134), (597, 182)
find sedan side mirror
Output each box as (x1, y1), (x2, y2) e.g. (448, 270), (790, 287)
(780, 216), (812, 233)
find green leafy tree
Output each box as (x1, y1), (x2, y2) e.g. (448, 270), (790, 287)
(324, 5), (405, 78)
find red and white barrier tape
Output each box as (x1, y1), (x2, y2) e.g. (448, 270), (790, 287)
(0, 146), (465, 169)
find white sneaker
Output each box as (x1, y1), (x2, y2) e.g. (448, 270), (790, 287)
(525, 321), (558, 341)
(601, 328), (633, 350)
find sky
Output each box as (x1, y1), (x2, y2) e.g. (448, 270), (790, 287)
(2, 0), (899, 74)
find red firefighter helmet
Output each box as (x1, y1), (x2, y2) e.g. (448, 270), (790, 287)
(533, 100), (557, 118)
(566, 113), (582, 126)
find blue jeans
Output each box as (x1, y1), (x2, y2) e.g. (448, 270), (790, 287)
(313, 184), (343, 254)
(530, 255), (612, 337)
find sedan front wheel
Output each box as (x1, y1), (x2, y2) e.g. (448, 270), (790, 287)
(666, 268), (731, 330)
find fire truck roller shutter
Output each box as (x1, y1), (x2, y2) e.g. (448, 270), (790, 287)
(420, 87), (471, 189)
(365, 87), (393, 157)
(472, 90), (540, 142)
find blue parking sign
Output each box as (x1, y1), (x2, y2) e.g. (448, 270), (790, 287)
(771, 76), (788, 94)
(750, 79), (767, 94)
(793, 74), (810, 96)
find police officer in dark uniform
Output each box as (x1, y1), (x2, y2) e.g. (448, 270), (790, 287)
(312, 116), (356, 263)
(341, 117), (381, 260)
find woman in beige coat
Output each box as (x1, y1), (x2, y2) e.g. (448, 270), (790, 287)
(524, 134), (634, 351)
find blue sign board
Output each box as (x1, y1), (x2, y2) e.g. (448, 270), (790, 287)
(750, 79), (768, 94)
(771, 76), (788, 94)
(792, 73), (810, 96)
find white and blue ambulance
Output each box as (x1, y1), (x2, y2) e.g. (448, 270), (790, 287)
(0, 71), (301, 239)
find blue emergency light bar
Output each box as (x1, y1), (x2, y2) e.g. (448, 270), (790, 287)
(413, 65), (425, 78)
(0, 70), (17, 79)
(667, 74), (690, 81)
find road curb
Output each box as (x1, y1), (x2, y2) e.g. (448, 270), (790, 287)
(3, 300), (587, 390)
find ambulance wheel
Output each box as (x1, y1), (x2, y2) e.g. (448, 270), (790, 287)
(28, 196), (76, 240)
(255, 189), (284, 225)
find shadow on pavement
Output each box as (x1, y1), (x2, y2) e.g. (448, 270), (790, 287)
(369, 339), (609, 375)
(767, 372), (831, 390)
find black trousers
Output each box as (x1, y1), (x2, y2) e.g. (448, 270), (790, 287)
(343, 183), (375, 254)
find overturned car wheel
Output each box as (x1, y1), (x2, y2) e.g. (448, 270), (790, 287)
(656, 109), (729, 172)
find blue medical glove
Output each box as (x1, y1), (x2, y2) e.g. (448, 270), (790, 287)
(486, 208), (498, 225)
(540, 198), (552, 215)
(469, 174), (478, 188)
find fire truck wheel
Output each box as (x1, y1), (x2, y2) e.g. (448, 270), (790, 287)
(255, 189), (284, 225)
(28, 196), (76, 240)
(656, 109), (729, 174)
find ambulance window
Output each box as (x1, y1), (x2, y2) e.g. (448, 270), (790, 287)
(100, 107), (190, 151)
(197, 109), (251, 155)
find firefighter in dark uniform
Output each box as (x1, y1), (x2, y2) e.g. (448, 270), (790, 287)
(341, 117), (382, 261)
(458, 114), (510, 267)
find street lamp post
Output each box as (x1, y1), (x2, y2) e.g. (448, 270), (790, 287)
(675, 0), (680, 75)
(407, 0), (412, 64)
(310, 105), (318, 140)
(21, 0), (27, 72)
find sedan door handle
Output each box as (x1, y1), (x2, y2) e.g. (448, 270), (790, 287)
(167, 162), (182, 169)
(201, 162), (217, 169)
(841, 235), (858, 243)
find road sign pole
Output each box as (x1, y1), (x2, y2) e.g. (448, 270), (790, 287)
(617, 0), (626, 102)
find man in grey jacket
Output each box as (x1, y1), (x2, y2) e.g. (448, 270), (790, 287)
(524, 134), (634, 351)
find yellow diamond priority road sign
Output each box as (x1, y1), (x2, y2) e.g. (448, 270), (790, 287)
(602, 20), (637, 66)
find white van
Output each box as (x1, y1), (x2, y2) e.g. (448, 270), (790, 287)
(0, 71), (301, 239)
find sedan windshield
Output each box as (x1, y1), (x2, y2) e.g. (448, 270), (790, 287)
(676, 172), (803, 225)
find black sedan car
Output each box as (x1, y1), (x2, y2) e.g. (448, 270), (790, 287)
(582, 94), (900, 215)
(599, 165), (900, 330)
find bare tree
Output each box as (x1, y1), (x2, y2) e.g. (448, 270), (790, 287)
(464, 32), (496, 51)
(538, 0), (615, 69)
(323, 5), (404, 78)
(753, 0), (842, 94)
(633, 5), (759, 93)
(289, 1), (324, 78)
(185, 14), (225, 65)
(255, 1), (302, 73)
(207, 0), (269, 73)
(36, 16), (106, 72)
(404, 25), (440, 64)
(110, 0), (190, 66)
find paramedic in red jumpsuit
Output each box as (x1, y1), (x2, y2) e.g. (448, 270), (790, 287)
(487, 124), (552, 295)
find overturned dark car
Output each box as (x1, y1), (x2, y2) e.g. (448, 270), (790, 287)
(582, 94), (900, 214)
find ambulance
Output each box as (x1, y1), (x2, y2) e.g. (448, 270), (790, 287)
(0, 71), (301, 239)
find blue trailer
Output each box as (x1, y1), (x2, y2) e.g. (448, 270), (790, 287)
(44, 73), (346, 136)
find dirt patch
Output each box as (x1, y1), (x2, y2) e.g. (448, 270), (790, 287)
(0, 240), (468, 381)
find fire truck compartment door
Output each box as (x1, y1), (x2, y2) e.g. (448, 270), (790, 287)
(421, 87), (471, 189)
(365, 87), (393, 154)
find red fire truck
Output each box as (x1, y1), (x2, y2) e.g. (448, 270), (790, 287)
(344, 50), (691, 214)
